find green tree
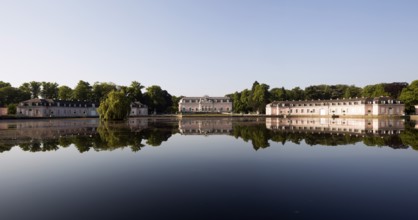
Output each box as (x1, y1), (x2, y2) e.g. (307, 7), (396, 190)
(252, 83), (270, 114)
(127, 81), (145, 102)
(0, 86), (30, 106)
(58, 85), (73, 100)
(232, 92), (244, 113)
(7, 104), (16, 114)
(399, 80), (418, 114)
(344, 85), (362, 98)
(240, 89), (251, 113)
(29, 81), (42, 98)
(288, 87), (305, 100)
(97, 90), (131, 120)
(41, 82), (59, 99)
(92, 82), (117, 103)
(362, 84), (389, 97)
(0, 81), (11, 89)
(72, 80), (92, 101)
(143, 85), (168, 114)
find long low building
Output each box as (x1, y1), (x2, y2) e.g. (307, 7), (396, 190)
(179, 96), (232, 113)
(266, 97), (404, 117)
(17, 98), (148, 118)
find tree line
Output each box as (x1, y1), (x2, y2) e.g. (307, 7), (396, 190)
(1, 79), (417, 116)
(0, 80), (181, 115)
(229, 80), (418, 114)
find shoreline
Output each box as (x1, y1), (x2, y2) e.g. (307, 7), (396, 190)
(0, 114), (413, 121)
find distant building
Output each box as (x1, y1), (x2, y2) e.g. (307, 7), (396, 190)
(17, 99), (98, 117)
(129, 102), (148, 116)
(415, 105), (418, 115)
(179, 96), (232, 113)
(266, 97), (404, 117)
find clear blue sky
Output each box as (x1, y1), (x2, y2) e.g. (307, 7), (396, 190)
(1, 0), (417, 96)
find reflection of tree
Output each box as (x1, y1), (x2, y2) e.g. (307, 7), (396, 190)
(233, 124), (270, 150)
(1, 119), (418, 154)
(399, 122), (418, 150)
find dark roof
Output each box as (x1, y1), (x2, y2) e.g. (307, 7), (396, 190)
(19, 98), (99, 107)
(131, 101), (147, 108)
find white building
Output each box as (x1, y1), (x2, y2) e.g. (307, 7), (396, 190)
(266, 97), (404, 117)
(129, 102), (148, 116)
(17, 99), (98, 117)
(179, 96), (232, 113)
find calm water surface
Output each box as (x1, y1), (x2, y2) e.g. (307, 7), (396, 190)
(0, 117), (418, 220)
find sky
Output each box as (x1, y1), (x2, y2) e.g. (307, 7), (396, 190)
(1, 0), (417, 96)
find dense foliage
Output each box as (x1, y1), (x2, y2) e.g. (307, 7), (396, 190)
(229, 81), (414, 114)
(0, 79), (416, 115)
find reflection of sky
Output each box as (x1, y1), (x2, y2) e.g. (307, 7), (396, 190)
(1, 134), (418, 219)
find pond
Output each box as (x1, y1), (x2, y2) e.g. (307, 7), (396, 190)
(0, 117), (418, 220)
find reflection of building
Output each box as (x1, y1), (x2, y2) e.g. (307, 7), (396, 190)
(17, 99), (98, 117)
(266, 97), (404, 117)
(415, 105), (418, 115)
(179, 119), (232, 135)
(130, 102), (148, 116)
(179, 96), (232, 113)
(266, 117), (404, 135)
(0, 119), (99, 140)
(128, 118), (149, 131)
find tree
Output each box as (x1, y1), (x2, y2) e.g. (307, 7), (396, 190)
(344, 85), (362, 98)
(0, 81), (11, 89)
(0, 86), (30, 106)
(97, 90), (131, 120)
(251, 83), (270, 114)
(92, 82), (117, 103)
(143, 85), (168, 114)
(232, 92), (244, 113)
(72, 80), (92, 101)
(362, 84), (389, 98)
(240, 89), (251, 113)
(399, 80), (418, 114)
(58, 86), (73, 100)
(41, 82), (59, 99)
(127, 81), (145, 102)
(28, 81), (42, 98)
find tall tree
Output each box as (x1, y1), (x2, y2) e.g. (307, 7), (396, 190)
(399, 80), (418, 114)
(0, 81), (11, 89)
(41, 82), (59, 99)
(92, 82), (117, 103)
(72, 80), (92, 101)
(97, 90), (131, 120)
(252, 83), (270, 114)
(58, 86), (73, 100)
(143, 85), (169, 114)
(127, 81), (145, 102)
(28, 81), (42, 98)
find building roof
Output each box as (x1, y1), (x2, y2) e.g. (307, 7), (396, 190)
(130, 101), (147, 108)
(181, 96), (231, 100)
(19, 98), (99, 107)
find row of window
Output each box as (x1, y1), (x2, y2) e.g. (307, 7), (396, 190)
(182, 107), (230, 112)
(275, 100), (400, 107)
(183, 99), (230, 103)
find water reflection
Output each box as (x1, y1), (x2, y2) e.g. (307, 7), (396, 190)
(0, 117), (417, 153)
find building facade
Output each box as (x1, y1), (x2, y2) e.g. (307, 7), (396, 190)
(17, 99), (148, 118)
(17, 99), (99, 117)
(179, 96), (232, 113)
(129, 102), (148, 116)
(266, 97), (404, 117)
